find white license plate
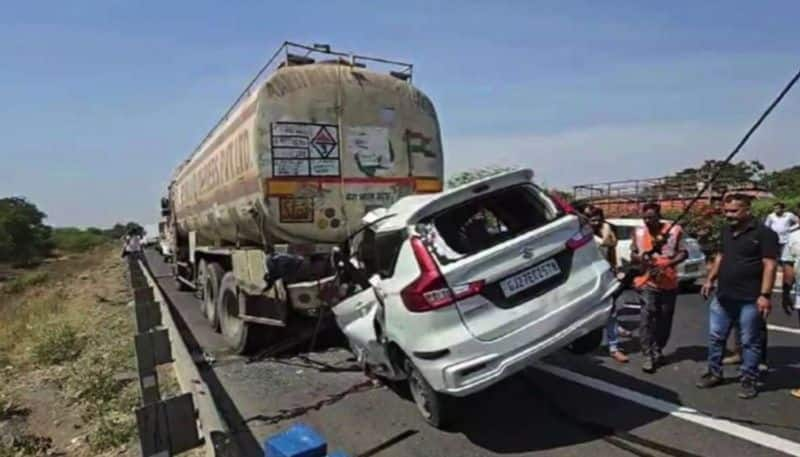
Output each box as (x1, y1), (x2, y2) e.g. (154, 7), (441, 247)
(500, 258), (561, 298)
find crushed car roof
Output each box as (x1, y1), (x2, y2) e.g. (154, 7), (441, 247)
(372, 168), (535, 233)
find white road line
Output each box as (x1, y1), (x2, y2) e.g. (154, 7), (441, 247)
(768, 324), (800, 335)
(532, 362), (800, 457)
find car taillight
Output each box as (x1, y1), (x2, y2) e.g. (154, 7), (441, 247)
(401, 238), (485, 312)
(566, 218), (594, 250)
(549, 192), (576, 215)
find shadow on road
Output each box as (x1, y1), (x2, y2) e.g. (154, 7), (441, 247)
(403, 364), (690, 455)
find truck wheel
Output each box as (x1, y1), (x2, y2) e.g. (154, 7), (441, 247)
(197, 260), (208, 304)
(217, 272), (258, 354)
(567, 327), (604, 355)
(203, 263), (224, 331)
(405, 359), (453, 429)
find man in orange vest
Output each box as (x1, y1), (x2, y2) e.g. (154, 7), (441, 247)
(630, 202), (688, 373)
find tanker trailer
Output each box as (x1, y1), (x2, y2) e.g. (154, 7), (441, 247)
(163, 42), (444, 353)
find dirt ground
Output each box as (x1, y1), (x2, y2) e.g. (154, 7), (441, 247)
(0, 244), (188, 456)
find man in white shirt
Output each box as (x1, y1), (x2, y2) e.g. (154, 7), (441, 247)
(765, 202), (799, 308)
(787, 221), (800, 399)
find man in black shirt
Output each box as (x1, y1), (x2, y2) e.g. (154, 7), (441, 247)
(697, 194), (778, 399)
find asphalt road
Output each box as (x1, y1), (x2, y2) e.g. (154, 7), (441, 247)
(144, 249), (800, 457)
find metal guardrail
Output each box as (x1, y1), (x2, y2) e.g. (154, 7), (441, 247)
(127, 256), (233, 456)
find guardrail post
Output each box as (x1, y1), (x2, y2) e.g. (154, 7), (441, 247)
(129, 258), (202, 456)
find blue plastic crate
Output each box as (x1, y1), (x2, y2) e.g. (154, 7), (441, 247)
(263, 424), (327, 457)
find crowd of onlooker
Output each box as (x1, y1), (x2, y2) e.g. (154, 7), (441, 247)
(586, 198), (799, 400)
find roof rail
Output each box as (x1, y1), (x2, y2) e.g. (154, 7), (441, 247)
(185, 42), (414, 166)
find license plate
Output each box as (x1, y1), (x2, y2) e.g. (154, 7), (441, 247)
(500, 258), (561, 298)
(684, 264), (699, 273)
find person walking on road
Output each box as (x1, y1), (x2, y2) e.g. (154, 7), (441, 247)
(630, 202), (688, 373)
(122, 230), (143, 261)
(588, 207), (629, 363)
(697, 194), (778, 400)
(765, 202), (798, 310)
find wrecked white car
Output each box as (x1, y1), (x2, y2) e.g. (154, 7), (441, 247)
(332, 169), (619, 427)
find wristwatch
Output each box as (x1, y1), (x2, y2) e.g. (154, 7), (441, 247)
(760, 293), (771, 299)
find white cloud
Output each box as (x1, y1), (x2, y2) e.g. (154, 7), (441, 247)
(443, 117), (799, 190)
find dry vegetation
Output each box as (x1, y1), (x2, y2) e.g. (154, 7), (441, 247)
(0, 244), (147, 456)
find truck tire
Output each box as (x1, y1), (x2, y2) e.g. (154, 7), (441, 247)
(203, 263), (224, 331)
(405, 359), (453, 429)
(197, 260), (208, 304)
(566, 327), (604, 355)
(217, 272), (259, 354)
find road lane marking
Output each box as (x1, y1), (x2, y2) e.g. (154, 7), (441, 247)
(768, 324), (800, 335)
(532, 362), (800, 457)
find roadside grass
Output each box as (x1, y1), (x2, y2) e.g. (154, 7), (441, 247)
(0, 271), (49, 294)
(0, 244), (141, 454)
(51, 227), (110, 253)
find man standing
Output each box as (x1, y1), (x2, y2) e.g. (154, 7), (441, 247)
(698, 194), (778, 399)
(787, 220), (800, 399)
(765, 202), (799, 309)
(630, 202), (688, 373)
(588, 207), (629, 363)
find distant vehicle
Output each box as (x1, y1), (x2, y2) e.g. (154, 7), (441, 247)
(334, 169), (619, 427)
(141, 224), (159, 247)
(607, 218), (707, 287)
(161, 43), (444, 354)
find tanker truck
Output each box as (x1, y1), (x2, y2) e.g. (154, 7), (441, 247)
(162, 42), (444, 353)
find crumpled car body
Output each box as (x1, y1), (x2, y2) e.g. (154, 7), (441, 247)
(332, 169), (619, 425)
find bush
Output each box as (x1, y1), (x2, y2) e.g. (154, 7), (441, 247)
(0, 197), (53, 265)
(1, 271), (48, 294)
(51, 227), (109, 253)
(31, 323), (84, 365)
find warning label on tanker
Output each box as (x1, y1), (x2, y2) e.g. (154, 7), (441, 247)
(271, 122), (340, 177)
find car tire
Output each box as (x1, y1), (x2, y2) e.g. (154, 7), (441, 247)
(405, 359), (453, 429)
(203, 263), (224, 331)
(567, 327), (604, 355)
(217, 272), (259, 354)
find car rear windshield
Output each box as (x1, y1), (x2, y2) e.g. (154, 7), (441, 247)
(418, 184), (559, 263)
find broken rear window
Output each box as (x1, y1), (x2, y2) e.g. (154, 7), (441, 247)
(418, 184), (559, 263)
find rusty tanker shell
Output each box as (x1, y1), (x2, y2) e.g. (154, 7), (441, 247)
(171, 63), (443, 246)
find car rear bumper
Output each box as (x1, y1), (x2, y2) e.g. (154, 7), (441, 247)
(412, 280), (617, 397)
(678, 258), (707, 282)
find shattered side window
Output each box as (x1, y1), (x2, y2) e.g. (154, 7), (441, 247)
(356, 228), (407, 279)
(420, 184), (559, 264)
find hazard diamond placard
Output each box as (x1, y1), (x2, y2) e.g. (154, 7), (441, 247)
(271, 122), (340, 177)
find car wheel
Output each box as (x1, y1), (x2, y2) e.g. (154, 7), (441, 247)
(203, 263), (224, 331)
(405, 359), (452, 429)
(567, 327), (604, 355)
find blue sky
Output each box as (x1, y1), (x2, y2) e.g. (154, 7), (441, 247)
(1, 1), (798, 227)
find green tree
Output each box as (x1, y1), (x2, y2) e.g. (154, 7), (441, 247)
(0, 197), (53, 265)
(762, 165), (800, 199)
(447, 165), (519, 188)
